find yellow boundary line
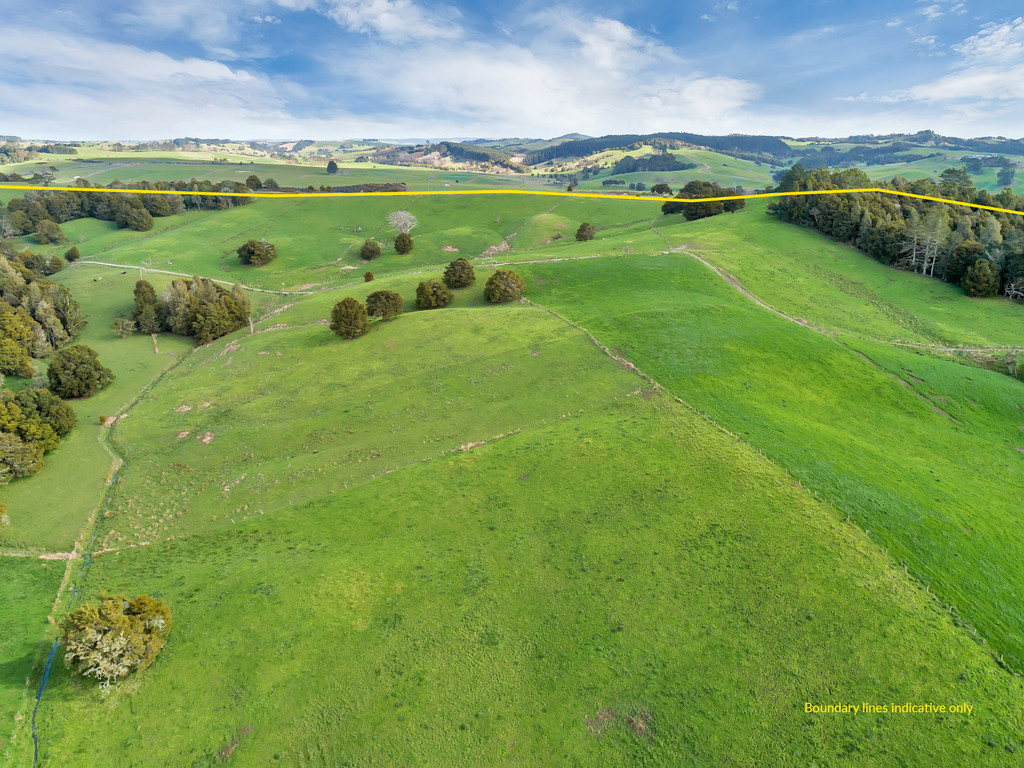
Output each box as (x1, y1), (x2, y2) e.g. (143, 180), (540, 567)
(2, 184), (1023, 217)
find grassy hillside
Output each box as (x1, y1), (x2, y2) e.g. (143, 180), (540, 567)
(17, 299), (1024, 766)
(654, 200), (1024, 348)
(5, 183), (1024, 765)
(517, 251), (1024, 671)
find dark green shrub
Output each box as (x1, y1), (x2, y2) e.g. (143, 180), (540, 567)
(34, 220), (65, 244)
(484, 269), (526, 303)
(443, 258), (475, 288)
(962, 259), (1000, 297)
(415, 280), (451, 309)
(366, 290), (404, 320)
(395, 232), (414, 254)
(364, 271), (374, 282)
(330, 298), (370, 338)
(360, 239), (383, 260)
(575, 223), (595, 241)
(64, 246), (81, 262)
(237, 239), (278, 266)
(47, 345), (114, 398)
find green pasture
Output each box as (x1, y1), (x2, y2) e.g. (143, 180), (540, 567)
(0, 558), (63, 746)
(22, 388), (1024, 767)
(0, 266), (195, 551)
(654, 199), (1024, 347)
(518, 252), (1024, 670)
(5, 182), (1024, 765)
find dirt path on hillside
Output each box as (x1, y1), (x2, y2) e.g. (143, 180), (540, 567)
(76, 261), (314, 296)
(679, 249), (1021, 355)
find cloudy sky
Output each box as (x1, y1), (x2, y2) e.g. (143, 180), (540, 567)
(3, 0), (1023, 140)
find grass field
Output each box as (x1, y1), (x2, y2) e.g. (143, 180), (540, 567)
(516, 251), (1024, 671)
(4, 171), (1024, 765)
(0, 558), (63, 745)
(20, 330), (1024, 766)
(653, 199), (1024, 348)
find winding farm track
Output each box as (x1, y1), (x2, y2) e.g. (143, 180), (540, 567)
(77, 260), (315, 295)
(679, 248), (1021, 354)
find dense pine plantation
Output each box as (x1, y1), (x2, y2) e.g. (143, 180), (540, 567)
(2, 157), (1024, 766)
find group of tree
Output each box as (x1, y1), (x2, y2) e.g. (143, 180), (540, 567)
(766, 163), (1024, 300)
(358, 211), (419, 258)
(330, 259), (523, 340)
(661, 180), (746, 220)
(0, 178), (264, 240)
(61, 594), (172, 689)
(130, 277), (250, 344)
(0, 250), (84, 377)
(0, 386), (76, 483)
(612, 154), (697, 175)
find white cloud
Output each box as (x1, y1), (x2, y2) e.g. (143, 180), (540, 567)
(341, 33), (758, 136)
(701, 14), (714, 22)
(886, 18), (904, 27)
(0, 28), (290, 139)
(575, 16), (677, 70)
(320, 0), (460, 41)
(919, 4), (943, 21)
(954, 17), (1024, 64)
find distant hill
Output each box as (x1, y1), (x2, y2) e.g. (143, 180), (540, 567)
(523, 132), (794, 165)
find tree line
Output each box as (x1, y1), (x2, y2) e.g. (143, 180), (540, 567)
(766, 164), (1024, 300)
(0, 180), (259, 241)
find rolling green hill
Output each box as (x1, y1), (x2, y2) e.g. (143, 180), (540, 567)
(3, 179), (1024, 766)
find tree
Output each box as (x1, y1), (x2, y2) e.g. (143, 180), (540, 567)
(443, 257), (475, 288)
(47, 345), (115, 398)
(360, 239), (383, 260)
(962, 259), (1000, 297)
(0, 303), (38, 377)
(237, 239), (278, 266)
(946, 240), (985, 285)
(118, 207), (154, 232)
(366, 290), (404, 320)
(998, 167), (1016, 187)
(111, 318), (136, 338)
(327, 160), (339, 175)
(415, 280), (452, 310)
(45, 256), (64, 275)
(363, 271), (374, 282)
(263, 178), (280, 190)
(387, 210), (418, 235)
(64, 246), (81, 262)
(484, 269), (526, 303)
(34, 220), (64, 244)
(330, 297), (370, 338)
(575, 223), (595, 242)
(61, 594), (172, 689)
(651, 183), (673, 196)
(394, 232), (414, 254)
(0, 432), (43, 481)
(245, 174), (263, 190)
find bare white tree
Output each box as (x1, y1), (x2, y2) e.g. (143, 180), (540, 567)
(387, 210), (418, 235)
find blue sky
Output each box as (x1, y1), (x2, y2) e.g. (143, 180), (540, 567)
(3, 0), (1024, 140)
